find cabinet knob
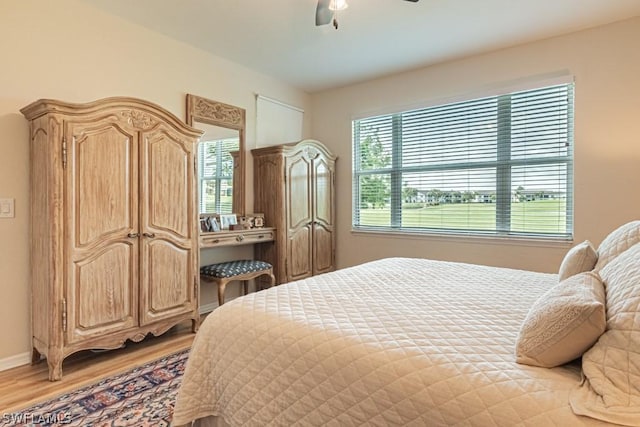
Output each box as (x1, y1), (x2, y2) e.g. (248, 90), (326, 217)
(127, 232), (139, 238)
(143, 232), (156, 238)
(236, 235), (245, 242)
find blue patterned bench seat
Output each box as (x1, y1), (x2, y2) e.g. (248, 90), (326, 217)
(200, 260), (275, 306)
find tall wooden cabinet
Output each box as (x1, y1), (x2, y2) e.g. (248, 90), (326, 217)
(253, 140), (336, 284)
(21, 98), (203, 380)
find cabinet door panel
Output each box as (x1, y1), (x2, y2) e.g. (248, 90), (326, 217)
(313, 224), (334, 275)
(287, 155), (312, 229)
(139, 125), (197, 324)
(141, 239), (191, 322)
(71, 124), (138, 246)
(289, 224), (312, 281)
(144, 130), (191, 238)
(66, 120), (138, 344)
(313, 158), (333, 227)
(69, 243), (137, 342)
(312, 156), (335, 275)
(286, 154), (313, 281)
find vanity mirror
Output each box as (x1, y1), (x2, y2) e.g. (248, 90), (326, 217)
(186, 94), (246, 216)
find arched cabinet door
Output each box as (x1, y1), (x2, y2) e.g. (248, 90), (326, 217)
(312, 154), (335, 275)
(64, 118), (138, 344)
(139, 123), (198, 326)
(285, 151), (313, 281)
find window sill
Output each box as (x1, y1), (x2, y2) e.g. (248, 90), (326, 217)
(350, 227), (573, 249)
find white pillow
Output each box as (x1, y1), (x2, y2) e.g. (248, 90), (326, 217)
(558, 240), (598, 282)
(515, 271), (605, 368)
(594, 220), (640, 271)
(570, 242), (640, 425)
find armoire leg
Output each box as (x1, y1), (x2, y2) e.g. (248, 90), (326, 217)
(47, 356), (63, 381)
(31, 347), (42, 364)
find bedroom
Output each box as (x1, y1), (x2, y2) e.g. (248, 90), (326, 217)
(0, 0), (639, 423)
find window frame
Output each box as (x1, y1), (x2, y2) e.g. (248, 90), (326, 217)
(351, 82), (575, 241)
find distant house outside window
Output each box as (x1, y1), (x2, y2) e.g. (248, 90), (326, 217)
(352, 82), (574, 239)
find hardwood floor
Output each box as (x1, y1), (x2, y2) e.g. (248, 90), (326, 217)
(0, 320), (197, 413)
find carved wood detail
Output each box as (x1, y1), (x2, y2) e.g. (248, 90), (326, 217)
(120, 109), (157, 130)
(192, 97), (243, 127)
(302, 147), (320, 161)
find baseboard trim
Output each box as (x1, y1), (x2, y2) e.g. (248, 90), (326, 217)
(0, 351), (31, 372)
(1, 305), (220, 371)
(199, 302), (217, 315)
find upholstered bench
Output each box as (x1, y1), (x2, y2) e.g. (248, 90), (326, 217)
(200, 260), (275, 306)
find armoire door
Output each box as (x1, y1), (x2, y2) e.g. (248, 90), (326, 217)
(286, 151), (314, 281)
(312, 155), (335, 275)
(139, 124), (197, 325)
(65, 119), (139, 344)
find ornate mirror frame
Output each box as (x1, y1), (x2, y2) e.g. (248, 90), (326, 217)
(186, 94), (246, 216)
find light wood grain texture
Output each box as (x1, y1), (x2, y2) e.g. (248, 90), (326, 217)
(253, 140), (336, 284)
(0, 322), (195, 413)
(21, 98), (203, 381)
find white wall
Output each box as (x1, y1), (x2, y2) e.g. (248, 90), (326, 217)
(0, 0), (311, 362)
(310, 17), (640, 273)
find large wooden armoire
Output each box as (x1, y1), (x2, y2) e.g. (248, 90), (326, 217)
(21, 98), (203, 380)
(253, 140), (336, 284)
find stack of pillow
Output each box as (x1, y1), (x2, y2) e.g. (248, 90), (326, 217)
(515, 220), (640, 426)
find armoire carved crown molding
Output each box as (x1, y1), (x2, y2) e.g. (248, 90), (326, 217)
(120, 109), (157, 130)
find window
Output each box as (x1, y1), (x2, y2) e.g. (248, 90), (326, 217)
(198, 138), (238, 214)
(352, 82), (574, 239)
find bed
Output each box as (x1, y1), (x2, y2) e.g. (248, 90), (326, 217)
(173, 223), (640, 427)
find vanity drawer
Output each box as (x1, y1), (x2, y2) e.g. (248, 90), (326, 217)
(200, 228), (275, 248)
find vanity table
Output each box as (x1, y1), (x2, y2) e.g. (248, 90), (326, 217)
(187, 93), (273, 251)
(199, 228), (276, 306)
(187, 93), (277, 308)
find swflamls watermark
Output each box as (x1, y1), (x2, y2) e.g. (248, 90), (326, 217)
(2, 411), (71, 425)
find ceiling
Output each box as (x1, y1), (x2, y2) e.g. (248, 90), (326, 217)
(84, 0), (640, 93)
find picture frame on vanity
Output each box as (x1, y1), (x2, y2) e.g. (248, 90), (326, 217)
(200, 215), (220, 232)
(219, 214), (238, 230)
(232, 216), (251, 230)
(208, 216), (221, 232)
(246, 213), (265, 229)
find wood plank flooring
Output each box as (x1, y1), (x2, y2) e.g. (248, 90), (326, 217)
(0, 321), (197, 413)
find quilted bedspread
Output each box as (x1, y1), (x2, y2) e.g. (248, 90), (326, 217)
(173, 257), (612, 426)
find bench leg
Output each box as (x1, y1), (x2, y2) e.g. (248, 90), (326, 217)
(258, 270), (276, 290)
(218, 281), (227, 306)
(242, 280), (248, 295)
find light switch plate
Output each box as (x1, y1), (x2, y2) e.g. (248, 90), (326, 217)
(0, 198), (15, 218)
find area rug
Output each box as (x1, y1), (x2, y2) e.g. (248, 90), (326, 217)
(1, 349), (189, 427)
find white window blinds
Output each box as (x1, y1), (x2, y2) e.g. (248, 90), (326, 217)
(352, 83), (574, 238)
(198, 138), (238, 214)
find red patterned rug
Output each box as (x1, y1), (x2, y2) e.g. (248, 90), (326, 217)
(1, 349), (189, 427)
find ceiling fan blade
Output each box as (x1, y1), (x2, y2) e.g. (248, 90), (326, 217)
(315, 0), (334, 26)
(404, 0), (419, 2)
